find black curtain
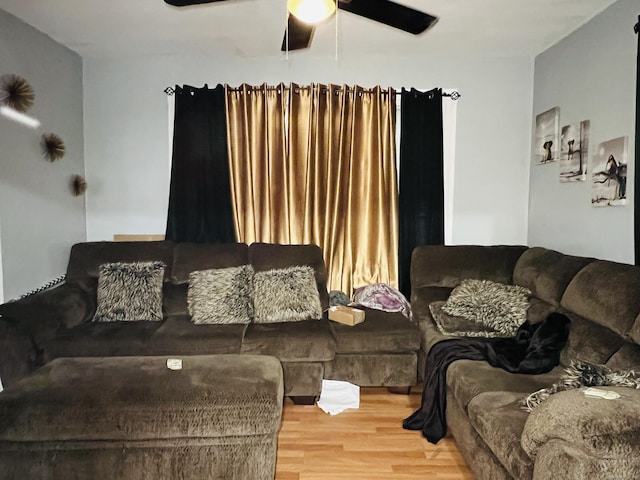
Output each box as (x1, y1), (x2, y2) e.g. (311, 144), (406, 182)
(635, 16), (639, 265)
(398, 88), (445, 297)
(165, 84), (236, 243)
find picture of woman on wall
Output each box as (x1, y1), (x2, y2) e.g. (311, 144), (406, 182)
(592, 136), (628, 207)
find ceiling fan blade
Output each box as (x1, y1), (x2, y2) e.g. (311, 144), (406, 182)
(281, 14), (315, 52)
(338, 0), (438, 35)
(164, 0), (228, 6)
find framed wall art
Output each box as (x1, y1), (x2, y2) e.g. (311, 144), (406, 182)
(533, 107), (560, 165)
(591, 136), (628, 207)
(559, 120), (589, 182)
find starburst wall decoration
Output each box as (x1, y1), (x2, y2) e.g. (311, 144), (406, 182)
(0, 74), (35, 112)
(71, 174), (87, 197)
(41, 133), (66, 162)
(70, 174), (88, 196)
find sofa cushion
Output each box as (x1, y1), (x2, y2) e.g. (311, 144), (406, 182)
(249, 243), (330, 310)
(329, 308), (420, 353)
(561, 260), (640, 337)
(560, 313), (625, 366)
(447, 360), (564, 413)
(66, 241), (174, 281)
(171, 242), (249, 284)
(147, 315), (246, 355)
(241, 318), (335, 362)
(163, 283), (188, 317)
(513, 247), (594, 307)
(442, 279), (531, 336)
(606, 343), (640, 371)
(410, 245), (528, 290)
(526, 297), (558, 323)
(44, 320), (163, 360)
(630, 314), (640, 344)
(467, 391), (534, 480)
(522, 387), (640, 462)
(93, 261), (165, 322)
(253, 266), (322, 323)
(188, 265), (254, 324)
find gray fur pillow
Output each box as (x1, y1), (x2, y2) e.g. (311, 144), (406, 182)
(442, 279), (531, 336)
(429, 301), (511, 338)
(94, 261), (165, 322)
(254, 266), (322, 323)
(188, 265), (254, 324)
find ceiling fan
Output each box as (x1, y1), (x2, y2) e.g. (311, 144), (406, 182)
(164, 0), (438, 52)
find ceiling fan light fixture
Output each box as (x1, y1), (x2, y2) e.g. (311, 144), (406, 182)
(287, 0), (335, 24)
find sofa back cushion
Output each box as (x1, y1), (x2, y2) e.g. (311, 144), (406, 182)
(560, 312), (625, 366)
(171, 243), (249, 284)
(410, 245), (527, 290)
(630, 313), (640, 344)
(513, 247), (594, 307)
(561, 260), (640, 337)
(249, 243), (330, 310)
(66, 241), (174, 281)
(606, 343), (640, 371)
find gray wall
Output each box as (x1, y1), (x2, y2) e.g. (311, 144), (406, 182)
(529, 0), (637, 263)
(83, 53), (534, 247)
(0, 10), (86, 301)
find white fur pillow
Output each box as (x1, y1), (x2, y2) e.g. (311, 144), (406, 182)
(442, 279), (531, 336)
(253, 266), (322, 323)
(188, 265), (254, 324)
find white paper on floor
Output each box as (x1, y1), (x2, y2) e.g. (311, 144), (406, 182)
(317, 379), (360, 415)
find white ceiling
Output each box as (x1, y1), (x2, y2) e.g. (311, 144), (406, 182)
(0, 0), (619, 58)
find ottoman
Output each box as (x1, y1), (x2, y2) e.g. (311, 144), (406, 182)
(0, 354), (283, 480)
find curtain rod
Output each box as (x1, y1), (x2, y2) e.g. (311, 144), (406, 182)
(163, 86), (461, 100)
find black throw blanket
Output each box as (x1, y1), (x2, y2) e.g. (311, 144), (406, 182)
(403, 312), (571, 444)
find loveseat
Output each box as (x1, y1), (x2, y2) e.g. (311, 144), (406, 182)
(411, 245), (640, 480)
(0, 240), (420, 401)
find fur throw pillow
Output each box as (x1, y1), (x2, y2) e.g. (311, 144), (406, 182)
(429, 301), (514, 338)
(442, 279), (531, 336)
(94, 261), (165, 322)
(253, 265), (322, 323)
(523, 361), (640, 412)
(188, 265), (254, 324)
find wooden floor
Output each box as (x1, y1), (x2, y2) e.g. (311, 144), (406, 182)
(275, 387), (475, 480)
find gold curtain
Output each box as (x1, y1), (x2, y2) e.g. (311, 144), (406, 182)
(226, 83), (398, 295)
(225, 83), (290, 244)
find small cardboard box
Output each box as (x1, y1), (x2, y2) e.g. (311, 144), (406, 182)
(328, 306), (365, 326)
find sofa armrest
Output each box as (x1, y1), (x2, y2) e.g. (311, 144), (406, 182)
(410, 285), (451, 355)
(0, 282), (94, 335)
(0, 282), (94, 387)
(522, 387), (640, 460)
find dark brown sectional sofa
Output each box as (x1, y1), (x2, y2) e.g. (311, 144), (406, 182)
(0, 241), (421, 401)
(411, 245), (640, 480)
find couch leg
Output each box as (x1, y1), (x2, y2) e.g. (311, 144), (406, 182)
(289, 396), (317, 405)
(387, 386), (411, 395)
